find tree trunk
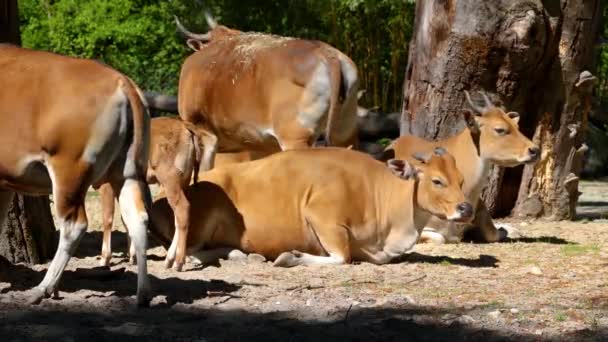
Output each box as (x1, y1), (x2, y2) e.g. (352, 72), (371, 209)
(0, 0), (57, 264)
(401, 0), (603, 220)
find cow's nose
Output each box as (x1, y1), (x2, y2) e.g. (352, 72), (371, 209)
(457, 202), (473, 218)
(528, 146), (540, 159)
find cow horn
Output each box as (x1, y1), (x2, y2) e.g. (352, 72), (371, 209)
(204, 11), (218, 29)
(175, 16), (211, 42)
(433, 147), (447, 156)
(464, 90), (486, 115)
(479, 91), (494, 109)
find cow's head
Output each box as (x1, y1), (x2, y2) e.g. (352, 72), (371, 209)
(175, 13), (241, 51)
(387, 147), (473, 223)
(464, 90), (539, 167)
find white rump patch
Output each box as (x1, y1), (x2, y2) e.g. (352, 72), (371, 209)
(297, 61), (331, 132)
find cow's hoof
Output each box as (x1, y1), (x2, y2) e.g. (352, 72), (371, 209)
(164, 258), (174, 269)
(99, 257), (111, 267)
(273, 252), (298, 267)
(497, 224), (520, 241)
(173, 261), (184, 272)
(27, 287), (47, 305)
(137, 293), (152, 308)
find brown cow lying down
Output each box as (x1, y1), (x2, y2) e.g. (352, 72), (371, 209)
(385, 91), (539, 244)
(98, 116), (206, 271)
(175, 15), (360, 171)
(149, 148), (473, 267)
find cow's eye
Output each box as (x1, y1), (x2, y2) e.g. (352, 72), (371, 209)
(432, 178), (444, 187)
(494, 127), (508, 135)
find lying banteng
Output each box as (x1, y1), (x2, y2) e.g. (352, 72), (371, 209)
(385, 91), (540, 244)
(98, 116), (205, 271)
(149, 148), (472, 266)
(175, 14), (360, 169)
(0, 45), (151, 306)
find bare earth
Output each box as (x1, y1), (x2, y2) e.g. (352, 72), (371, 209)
(1, 181), (607, 341)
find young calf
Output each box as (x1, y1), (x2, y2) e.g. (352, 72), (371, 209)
(0, 45), (151, 306)
(98, 116), (206, 271)
(149, 148), (472, 266)
(385, 91), (540, 243)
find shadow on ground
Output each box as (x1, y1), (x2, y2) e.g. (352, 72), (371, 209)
(75, 231), (162, 259)
(396, 252), (499, 268)
(0, 256), (236, 306)
(0, 302), (605, 341)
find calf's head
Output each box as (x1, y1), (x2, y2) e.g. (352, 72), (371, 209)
(388, 147), (473, 223)
(465, 90), (539, 167)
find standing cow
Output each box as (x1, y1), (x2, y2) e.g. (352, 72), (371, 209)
(175, 14), (360, 166)
(0, 45), (151, 306)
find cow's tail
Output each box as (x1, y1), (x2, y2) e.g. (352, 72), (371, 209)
(183, 121), (205, 184)
(324, 57), (343, 146)
(122, 77), (151, 179)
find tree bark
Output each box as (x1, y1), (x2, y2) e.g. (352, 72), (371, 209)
(401, 0), (603, 220)
(0, 0), (57, 264)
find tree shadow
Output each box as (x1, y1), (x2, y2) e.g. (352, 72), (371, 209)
(1, 301), (606, 341)
(395, 253), (499, 268)
(0, 256), (238, 306)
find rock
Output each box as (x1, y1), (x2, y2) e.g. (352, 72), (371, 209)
(227, 250), (247, 262)
(305, 299), (313, 306)
(441, 313), (458, 321)
(526, 266), (543, 276)
(510, 308), (519, 314)
(352, 300), (361, 306)
(458, 315), (476, 324)
(247, 253), (266, 263)
(534, 330), (543, 336)
(487, 310), (501, 320)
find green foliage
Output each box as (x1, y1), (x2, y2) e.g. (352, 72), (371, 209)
(19, 0), (415, 111)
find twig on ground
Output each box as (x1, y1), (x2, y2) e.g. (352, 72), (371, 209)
(288, 284), (325, 295)
(404, 274), (427, 285)
(343, 304), (354, 324)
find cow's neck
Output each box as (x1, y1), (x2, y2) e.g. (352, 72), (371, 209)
(447, 128), (491, 205)
(382, 177), (431, 234)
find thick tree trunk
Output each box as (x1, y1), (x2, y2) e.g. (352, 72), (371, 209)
(402, 0), (603, 220)
(0, 0), (57, 264)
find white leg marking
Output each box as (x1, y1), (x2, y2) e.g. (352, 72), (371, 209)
(420, 230), (447, 244)
(164, 216), (179, 269)
(273, 251), (345, 267)
(33, 218), (87, 302)
(496, 223), (520, 240)
(118, 179), (151, 306)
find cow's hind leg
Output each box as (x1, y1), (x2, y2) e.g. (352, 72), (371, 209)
(157, 169), (190, 271)
(274, 215), (351, 267)
(29, 161), (91, 304)
(113, 178), (152, 306)
(99, 183), (116, 266)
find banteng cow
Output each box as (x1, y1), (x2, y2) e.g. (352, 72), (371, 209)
(385, 91), (540, 244)
(175, 14), (360, 168)
(149, 148), (473, 267)
(0, 45), (151, 306)
(98, 116), (205, 271)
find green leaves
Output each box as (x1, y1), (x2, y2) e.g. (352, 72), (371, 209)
(19, 0), (415, 110)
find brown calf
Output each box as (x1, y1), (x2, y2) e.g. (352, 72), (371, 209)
(0, 45), (151, 306)
(386, 91), (539, 243)
(99, 116), (205, 271)
(149, 148), (472, 266)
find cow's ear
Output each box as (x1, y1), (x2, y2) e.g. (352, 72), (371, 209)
(506, 111), (520, 124)
(187, 39), (205, 51)
(387, 159), (418, 180)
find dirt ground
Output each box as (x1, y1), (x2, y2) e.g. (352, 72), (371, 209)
(1, 181), (607, 342)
